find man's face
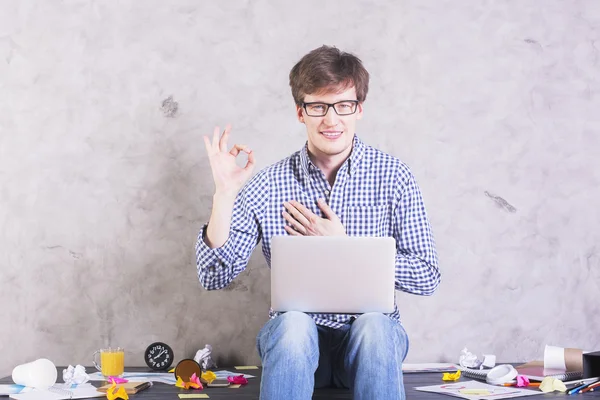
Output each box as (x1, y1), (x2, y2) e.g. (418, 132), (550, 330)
(296, 86), (363, 161)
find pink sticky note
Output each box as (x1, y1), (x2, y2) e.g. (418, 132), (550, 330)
(108, 376), (128, 384)
(516, 375), (530, 387)
(227, 375), (248, 385)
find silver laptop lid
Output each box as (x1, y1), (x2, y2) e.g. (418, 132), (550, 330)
(270, 236), (396, 314)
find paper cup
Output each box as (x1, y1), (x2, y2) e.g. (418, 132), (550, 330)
(12, 358), (57, 388)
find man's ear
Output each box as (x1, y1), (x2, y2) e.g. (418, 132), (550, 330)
(356, 102), (364, 120)
(296, 104), (305, 124)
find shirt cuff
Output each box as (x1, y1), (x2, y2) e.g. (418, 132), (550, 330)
(196, 225), (221, 278)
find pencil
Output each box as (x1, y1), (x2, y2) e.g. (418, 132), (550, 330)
(567, 382), (588, 395)
(581, 381), (600, 393)
(502, 382), (541, 387)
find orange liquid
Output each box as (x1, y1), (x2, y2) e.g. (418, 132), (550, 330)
(100, 350), (124, 377)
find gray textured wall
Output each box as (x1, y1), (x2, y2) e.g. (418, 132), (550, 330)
(1, 0), (599, 377)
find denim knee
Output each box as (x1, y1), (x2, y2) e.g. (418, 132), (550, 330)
(257, 311), (319, 360)
(349, 313), (408, 359)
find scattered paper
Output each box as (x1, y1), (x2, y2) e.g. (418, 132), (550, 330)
(234, 366), (259, 370)
(459, 348), (482, 369)
(516, 375), (530, 387)
(0, 384), (32, 395)
(106, 382), (129, 400)
(194, 345), (217, 370)
(10, 383), (104, 400)
(443, 371), (462, 381)
(107, 377), (128, 384)
(482, 355), (496, 368)
(402, 363), (460, 373)
(89, 372), (176, 385)
(201, 371), (216, 384)
(539, 377), (567, 393)
(227, 375), (249, 385)
(460, 389), (491, 395)
(175, 373), (203, 390)
(63, 365), (90, 386)
(415, 380), (544, 400)
(212, 370), (255, 380)
(178, 395), (209, 399)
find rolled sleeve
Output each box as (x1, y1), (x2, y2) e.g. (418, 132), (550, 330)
(195, 172), (269, 290)
(392, 170), (441, 295)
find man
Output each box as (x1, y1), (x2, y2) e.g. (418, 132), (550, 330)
(196, 45), (440, 400)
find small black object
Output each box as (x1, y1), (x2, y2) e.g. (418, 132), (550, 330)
(583, 351), (600, 379)
(144, 342), (174, 371)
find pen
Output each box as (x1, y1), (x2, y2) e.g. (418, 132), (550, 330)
(563, 377), (599, 386)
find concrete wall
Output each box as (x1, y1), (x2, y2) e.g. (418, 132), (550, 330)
(1, 0), (599, 377)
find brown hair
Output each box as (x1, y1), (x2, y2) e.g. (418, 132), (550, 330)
(289, 45), (370, 106)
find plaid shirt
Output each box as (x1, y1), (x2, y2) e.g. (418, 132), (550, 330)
(196, 135), (440, 328)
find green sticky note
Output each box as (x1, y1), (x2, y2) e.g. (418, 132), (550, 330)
(178, 394), (209, 399)
(234, 365), (259, 370)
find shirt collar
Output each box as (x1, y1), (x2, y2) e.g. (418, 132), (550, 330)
(299, 135), (366, 178)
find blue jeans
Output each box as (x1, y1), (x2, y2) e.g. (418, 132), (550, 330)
(256, 311), (409, 400)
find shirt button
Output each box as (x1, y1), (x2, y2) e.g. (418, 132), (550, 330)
(324, 190), (330, 195)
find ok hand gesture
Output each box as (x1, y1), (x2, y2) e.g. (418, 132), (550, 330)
(203, 125), (255, 197)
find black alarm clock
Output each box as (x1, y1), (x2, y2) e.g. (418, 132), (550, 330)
(144, 342), (174, 371)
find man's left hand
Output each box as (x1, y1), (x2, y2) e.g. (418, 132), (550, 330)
(282, 199), (346, 236)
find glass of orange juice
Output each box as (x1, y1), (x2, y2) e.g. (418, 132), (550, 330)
(92, 347), (125, 377)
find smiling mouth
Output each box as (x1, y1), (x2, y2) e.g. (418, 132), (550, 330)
(320, 131), (342, 139)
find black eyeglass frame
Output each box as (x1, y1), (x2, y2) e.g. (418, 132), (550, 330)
(301, 100), (360, 117)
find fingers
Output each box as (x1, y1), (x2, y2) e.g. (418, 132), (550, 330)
(317, 198), (338, 220)
(219, 124), (232, 152)
(284, 225), (302, 236)
(229, 144), (249, 157)
(288, 200), (316, 222)
(203, 135), (212, 154)
(211, 126), (220, 151)
(283, 201), (311, 227)
(282, 211), (306, 234)
(244, 149), (255, 171)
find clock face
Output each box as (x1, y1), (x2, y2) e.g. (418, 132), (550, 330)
(145, 342), (174, 371)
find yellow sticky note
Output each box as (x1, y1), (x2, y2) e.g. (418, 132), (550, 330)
(228, 384), (241, 389)
(540, 377), (567, 393)
(178, 395), (209, 399)
(459, 389), (491, 395)
(442, 370), (461, 381)
(201, 370), (217, 384)
(234, 365), (259, 370)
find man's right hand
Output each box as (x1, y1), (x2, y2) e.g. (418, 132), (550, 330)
(203, 124), (255, 198)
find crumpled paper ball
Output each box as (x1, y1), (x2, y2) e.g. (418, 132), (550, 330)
(194, 344), (217, 370)
(62, 365), (90, 385)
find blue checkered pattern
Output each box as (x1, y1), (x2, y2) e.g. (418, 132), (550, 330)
(196, 135), (440, 328)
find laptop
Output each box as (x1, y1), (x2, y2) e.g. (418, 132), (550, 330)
(270, 235), (396, 313)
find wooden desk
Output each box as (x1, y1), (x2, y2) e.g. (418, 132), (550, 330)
(2, 367), (598, 399)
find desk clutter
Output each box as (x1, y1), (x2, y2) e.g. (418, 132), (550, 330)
(406, 344), (600, 399)
(4, 342), (600, 399)
(2, 343), (257, 399)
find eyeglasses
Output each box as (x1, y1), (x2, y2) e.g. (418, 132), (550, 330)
(302, 100), (359, 117)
